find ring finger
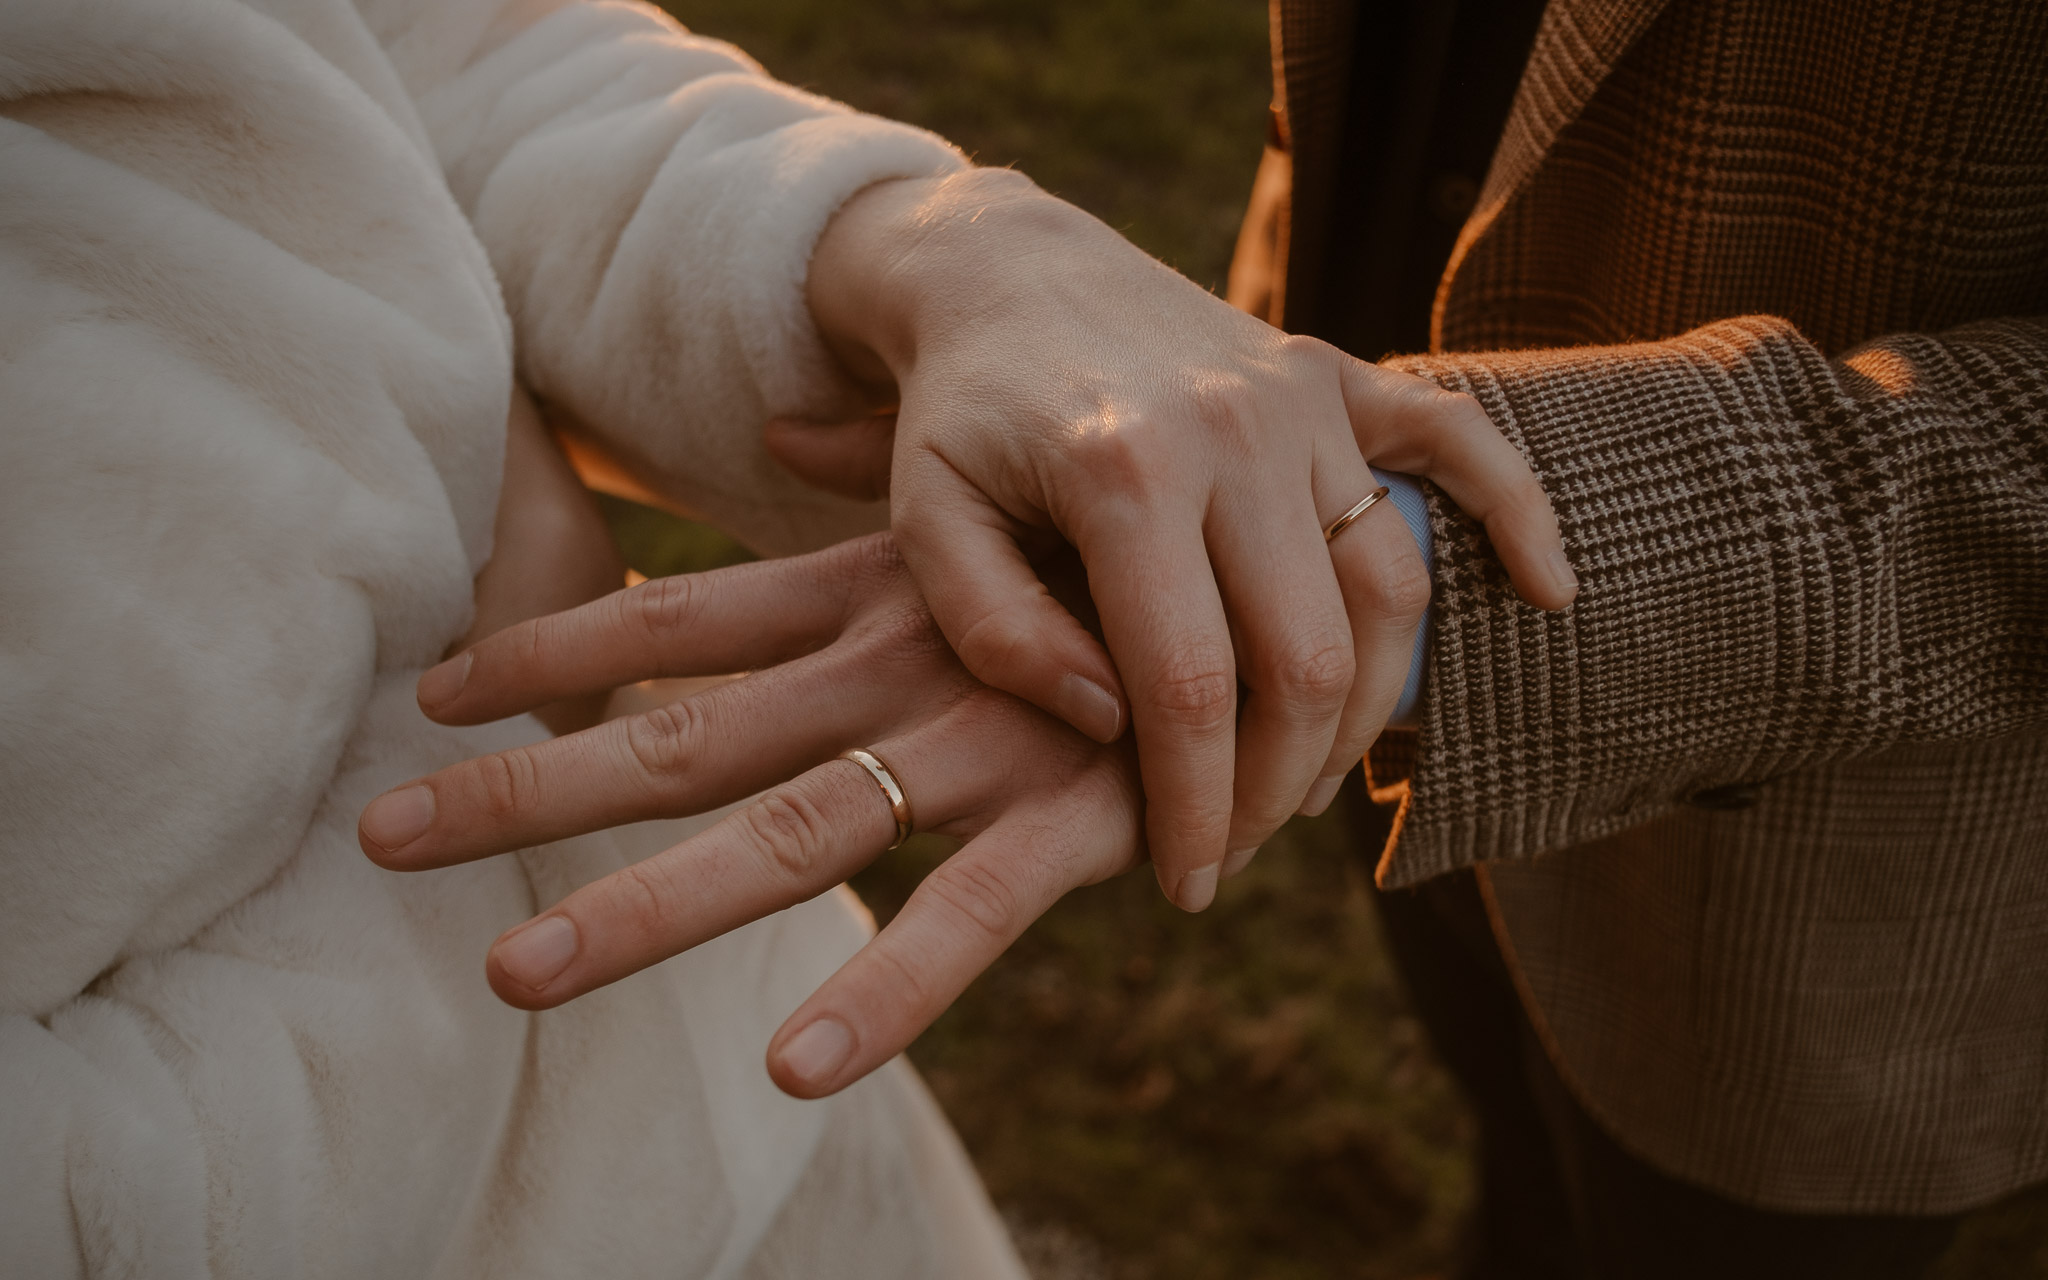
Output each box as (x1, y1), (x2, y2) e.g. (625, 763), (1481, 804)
(1300, 459), (1429, 822)
(360, 654), (920, 871)
(481, 701), (1032, 1009)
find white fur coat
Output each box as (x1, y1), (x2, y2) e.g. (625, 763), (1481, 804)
(0, 1), (1025, 1275)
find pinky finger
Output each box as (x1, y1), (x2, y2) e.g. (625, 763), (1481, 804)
(764, 787), (1141, 1098)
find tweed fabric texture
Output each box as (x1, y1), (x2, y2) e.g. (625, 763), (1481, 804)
(1278, 0), (2048, 1211)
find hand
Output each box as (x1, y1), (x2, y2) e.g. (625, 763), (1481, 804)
(461, 385), (626, 734)
(774, 170), (1577, 910)
(357, 534), (1142, 1098)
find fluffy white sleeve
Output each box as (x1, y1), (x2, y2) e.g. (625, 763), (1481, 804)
(0, 0), (509, 1024)
(0, 6), (1006, 1273)
(371, 0), (969, 554)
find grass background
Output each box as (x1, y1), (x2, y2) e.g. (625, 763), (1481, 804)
(611, 2), (2048, 1274)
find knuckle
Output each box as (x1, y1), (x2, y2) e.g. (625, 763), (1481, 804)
(624, 700), (702, 780)
(866, 939), (943, 1016)
(830, 530), (905, 595)
(513, 613), (552, 674)
(1436, 388), (1486, 421)
(871, 595), (945, 650)
(628, 573), (697, 643)
(1439, 389), (1502, 443)
(475, 748), (541, 821)
(609, 859), (682, 940)
(1073, 773), (1146, 870)
(1153, 799), (1226, 855)
(856, 599), (952, 679)
(736, 787), (839, 883)
(1147, 652), (1236, 728)
(1511, 472), (1551, 513)
(1278, 332), (1334, 363)
(1357, 548), (1434, 620)
(1265, 632), (1354, 707)
(1182, 376), (1259, 451)
(919, 859), (1022, 944)
(1064, 419), (1164, 501)
(951, 597), (1039, 679)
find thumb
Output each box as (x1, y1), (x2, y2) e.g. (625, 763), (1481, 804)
(763, 413), (898, 502)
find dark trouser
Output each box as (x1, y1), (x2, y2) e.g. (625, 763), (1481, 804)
(1357, 799), (1964, 1280)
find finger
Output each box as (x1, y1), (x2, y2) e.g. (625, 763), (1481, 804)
(1205, 472), (1356, 870)
(1302, 473), (1429, 819)
(361, 649), (906, 870)
(1064, 505), (1238, 912)
(893, 450), (1128, 744)
(485, 758), (897, 1010)
(480, 699), (1053, 1010)
(416, 547), (866, 726)
(766, 778), (1141, 1097)
(1338, 361), (1578, 610)
(763, 413), (898, 501)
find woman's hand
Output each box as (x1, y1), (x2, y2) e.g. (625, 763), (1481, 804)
(779, 169), (1576, 911)
(357, 534), (1142, 1098)
(461, 385), (625, 734)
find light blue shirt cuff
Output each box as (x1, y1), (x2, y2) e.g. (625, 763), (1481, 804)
(1371, 468), (1433, 729)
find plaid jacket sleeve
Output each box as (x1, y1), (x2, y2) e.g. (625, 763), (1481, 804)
(1369, 313), (2048, 887)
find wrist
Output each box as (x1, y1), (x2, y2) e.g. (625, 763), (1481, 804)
(806, 168), (1082, 384)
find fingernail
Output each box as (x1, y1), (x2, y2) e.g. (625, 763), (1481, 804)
(360, 786), (435, 853)
(777, 1017), (854, 1089)
(1176, 862), (1221, 913)
(495, 915), (579, 989)
(1056, 673), (1123, 743)
(1222, 846), (1259, 879)
(1546, 548), (1579, 599)
(1299, 774), (1345, 817)
(418, 652), (472, 709)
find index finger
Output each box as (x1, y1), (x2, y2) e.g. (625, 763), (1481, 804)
(892, 452), (1130, 744)
(417, 549), (860, 726)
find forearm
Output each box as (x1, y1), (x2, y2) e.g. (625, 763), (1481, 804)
(399, 0), (966, 554)
(1376, 314), (2048, 885)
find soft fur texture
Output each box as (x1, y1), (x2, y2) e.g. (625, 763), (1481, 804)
(0, 1), (1021, 1274)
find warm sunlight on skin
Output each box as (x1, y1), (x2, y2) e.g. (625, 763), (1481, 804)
(554, 419), (697, 517)
(795, 169), (1575, 912)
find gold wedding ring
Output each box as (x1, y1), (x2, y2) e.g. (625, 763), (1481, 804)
(838, 748), (914, 850)
(1323, 485), (1391, 543)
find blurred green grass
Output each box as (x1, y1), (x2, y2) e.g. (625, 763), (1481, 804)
(853, 810), (1475, 1280)
(666, 0), (1271, 292)
(609, 2), (2048, 1275)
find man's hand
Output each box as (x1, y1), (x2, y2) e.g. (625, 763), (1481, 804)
(777, 170), (1577, 910)
(358, 534), (1143, 1099)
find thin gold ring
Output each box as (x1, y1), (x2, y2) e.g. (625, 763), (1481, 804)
(838, 748), (914, 850)
(1323, 485), (1391, 543)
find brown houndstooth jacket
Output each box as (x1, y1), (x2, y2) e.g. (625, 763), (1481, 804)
(1241, 0), (2048, 1214)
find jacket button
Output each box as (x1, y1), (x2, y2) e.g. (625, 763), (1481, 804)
(1687, 783), (1762, 812)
